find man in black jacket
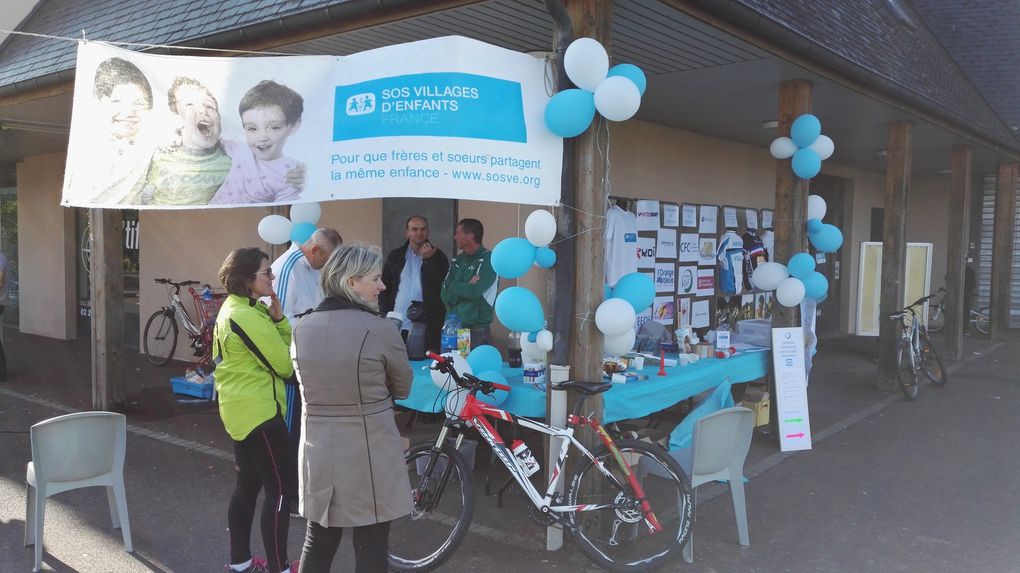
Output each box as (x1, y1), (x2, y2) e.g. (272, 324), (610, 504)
(380, 215), (450, 352)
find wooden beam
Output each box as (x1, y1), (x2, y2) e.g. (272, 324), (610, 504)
(90, 208), (125, 410)
(772, 80), (812, 327)
(877, 122), (912, 387)
(944, 147), (971, 360)
(990, 162), (1018, 340)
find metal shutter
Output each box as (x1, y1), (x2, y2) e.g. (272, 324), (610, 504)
(978, 175), (1020, 327)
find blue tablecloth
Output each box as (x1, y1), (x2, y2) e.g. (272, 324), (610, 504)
(395, 351), (769, 423)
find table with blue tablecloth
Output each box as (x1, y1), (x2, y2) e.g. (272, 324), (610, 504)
(395, 350), (769, 423)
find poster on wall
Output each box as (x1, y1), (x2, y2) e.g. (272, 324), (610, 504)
(691, 299), (710, 328)
(698, 237), (717, 266)
(699, 205), (718, 233)
(636, 200), (661, 231)
(677, 265), (697, 296)
(636, 306), (653, 329)
(761, 209), (774, 229)
(61, 38), (562, 209)
(656, 228), (678, 259)
(637, 236), (656, 268)
(678, 233), (700, 263)
(723, 206), (739, 229)
(746, 208), (758, 230)
(678, 297), (691, 327)
(662, 203), (680, 227)
(697, 268), (715, 297)
(681, 204), (697, 228)
(654, 262), (676, 293)
(653, 296), (675, 325)
(741, 294), (755, 321)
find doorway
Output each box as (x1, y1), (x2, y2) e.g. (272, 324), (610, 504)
(75, 209), (141, 349)
(810, 175), (849, 335)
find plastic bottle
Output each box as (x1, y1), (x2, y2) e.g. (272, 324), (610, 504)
(201, 284), (213, 302)
(511, 439), (540, 477)
(441, 314), (460, 355)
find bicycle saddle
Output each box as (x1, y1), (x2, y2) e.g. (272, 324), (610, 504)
(888, 311), (908, 320)
(550, 380), (612, 395)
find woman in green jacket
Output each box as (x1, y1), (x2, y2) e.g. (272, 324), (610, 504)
(214, 247), (296, 573)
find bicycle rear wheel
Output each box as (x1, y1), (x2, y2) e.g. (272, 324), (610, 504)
(974, 307), (990, 335)
(143, 310), (178, 366)
(926, 304), (945, 332)
(389, 442), (475, 572)
(566, 439), (692, 572)
(895, 340), (920, 401)
(919, 333), (947, 386)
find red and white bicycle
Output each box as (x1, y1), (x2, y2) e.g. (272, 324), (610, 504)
(389, 352), (693, 572)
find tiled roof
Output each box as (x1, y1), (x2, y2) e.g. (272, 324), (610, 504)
(0, 0), (342, 89)
(911, 0), (1020, 137)
(726, 0), (1018, 145)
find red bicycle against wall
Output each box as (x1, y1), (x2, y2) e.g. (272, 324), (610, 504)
(389, 352), (693, 572)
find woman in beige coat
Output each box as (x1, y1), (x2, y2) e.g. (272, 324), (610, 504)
(291, 243), (413, 573)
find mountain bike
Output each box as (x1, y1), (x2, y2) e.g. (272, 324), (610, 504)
(925, 287), (990, 335)
(142, 278), (225, 369)
(389, 352), (693, 573)
(889, 293), (947, 400)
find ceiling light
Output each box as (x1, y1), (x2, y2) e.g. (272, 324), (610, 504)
(0, 118), (70, 135)
(875, 150), (888, 158)
(761, 120), (778, 129)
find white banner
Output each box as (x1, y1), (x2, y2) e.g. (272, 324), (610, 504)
(61, 38), (562, 209)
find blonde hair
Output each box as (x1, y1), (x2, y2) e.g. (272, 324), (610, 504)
(320, 242), (383, 309)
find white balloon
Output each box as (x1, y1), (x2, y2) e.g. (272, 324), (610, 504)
(525, 210), (557, 247)
(430, 352), (473, 391)
(751, 262), (790, 291)
(808, 195), (827, 220)
(776, 277), (806, 307)
(595, 298), (637, 336)
(536, 329), (554, 352)
(808, 135), (835, 160)
(603, 328), (636, 356)
(564, 37), (609, 92)
(593, 76), (641, 122)
(769, 137), (797, 159)
(258, 215), (293, 245)
(521, 334), (547, 363)
(290, 202), (321, 225)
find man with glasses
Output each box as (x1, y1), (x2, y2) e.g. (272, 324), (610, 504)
(269, 226), (342, 517)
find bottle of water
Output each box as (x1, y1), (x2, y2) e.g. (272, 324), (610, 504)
(511, 439), (540, 477)
(441, 314), (460, 355)
(202, 284), (213, 302)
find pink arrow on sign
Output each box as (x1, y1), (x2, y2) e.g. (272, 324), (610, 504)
(785, 432), (805, 439)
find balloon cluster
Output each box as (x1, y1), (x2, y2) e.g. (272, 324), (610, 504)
(257, 203), (322, 245)
(769, 114), (835, 179)
(491, 210), (558, 356)
(544, 38), (647, 138)
(750, 194), (843, 307)
(599, 272), (655, 356)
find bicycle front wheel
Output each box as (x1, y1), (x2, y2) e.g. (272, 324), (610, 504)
(566, 439), (692, 572)
(926, 305), (945, 332)
(919, 333), (948, 386)
(389, 442), (475, 573)
(143, 310), (178, 366)
(895, 340), (920, 400)
(974, 307), (990, 335)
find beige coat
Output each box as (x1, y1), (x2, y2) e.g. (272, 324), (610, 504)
(292, 297), (413, 527)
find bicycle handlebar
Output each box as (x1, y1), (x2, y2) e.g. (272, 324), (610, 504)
(426, 352), (510, 394)
(154, 278), (201, 288)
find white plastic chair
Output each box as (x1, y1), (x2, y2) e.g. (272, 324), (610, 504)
(24, 411), (132, 572)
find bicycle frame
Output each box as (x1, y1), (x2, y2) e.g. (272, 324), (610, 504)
(163, 288), (201, 336)
(430, 390), (663, 534)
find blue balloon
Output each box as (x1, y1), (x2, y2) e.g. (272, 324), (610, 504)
(787, 252), (816, 279)
(607, 64), (647, 96)
(791, 114), (821, 148)
(290, 222), (317, 245)
(475, 370), (509, 406)
(809, 223), (844, 253)
(802, 271), (829, 300)
(807, 218), (823, 234)
(544, 89), (596, 138)
(604, 284), (614, 300)
(491, 237), (537, 279)
(495, 286), (544, 333)
(792, 148), (821, 179)
(613, 272), (655, 313)
(467, 345), (502, 374)
(535, 247), (557, 269)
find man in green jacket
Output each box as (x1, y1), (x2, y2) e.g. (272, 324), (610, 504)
(441, 218), (497, 349)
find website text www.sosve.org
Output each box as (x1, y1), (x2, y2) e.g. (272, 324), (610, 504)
(330, 150), (543, 189)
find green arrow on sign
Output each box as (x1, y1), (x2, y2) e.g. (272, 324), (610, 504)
(784, 417), (803, 423)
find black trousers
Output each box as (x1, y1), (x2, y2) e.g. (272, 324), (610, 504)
(229, 416), (292, 570)
(298, 520), (390, 573)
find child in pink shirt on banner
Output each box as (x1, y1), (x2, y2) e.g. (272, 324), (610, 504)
(211, 80), (306, 204)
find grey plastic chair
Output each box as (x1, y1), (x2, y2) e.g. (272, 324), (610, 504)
(24, 411), (132, 572)
(679, 406), (754, 563)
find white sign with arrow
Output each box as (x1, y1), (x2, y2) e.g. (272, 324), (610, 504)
(771, 327), (812, 452)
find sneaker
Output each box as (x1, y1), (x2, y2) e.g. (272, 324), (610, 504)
(226, 556), (270, 573)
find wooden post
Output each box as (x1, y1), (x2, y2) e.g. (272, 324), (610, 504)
(90, 208), (125, 410)
(771, 80), (812, 328)
(990, 162), (1018, 340)
(944, 147), (971, 360)
(877, 122), (912, 387)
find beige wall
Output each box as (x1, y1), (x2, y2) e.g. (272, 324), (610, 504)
(17, 154), (76, 339)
